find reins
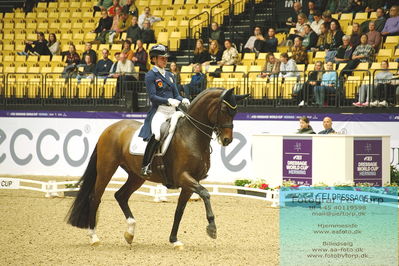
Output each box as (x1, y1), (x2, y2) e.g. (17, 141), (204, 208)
(177, 106), (217, 140)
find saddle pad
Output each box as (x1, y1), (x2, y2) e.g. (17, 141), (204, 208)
(129, 111), (185, 156)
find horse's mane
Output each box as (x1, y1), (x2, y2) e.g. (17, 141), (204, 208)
(188, 88), (224, 111)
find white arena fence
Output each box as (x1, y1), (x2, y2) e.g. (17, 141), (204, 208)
(0, 177), (280, 207)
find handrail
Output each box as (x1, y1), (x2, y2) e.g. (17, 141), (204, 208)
(188, 11), (210, 59)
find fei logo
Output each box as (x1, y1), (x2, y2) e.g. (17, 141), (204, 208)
(364, 156), (373, 161)
(293, 155), (303, 160)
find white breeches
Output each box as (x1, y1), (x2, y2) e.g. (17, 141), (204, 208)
(151, 105), (176, 141)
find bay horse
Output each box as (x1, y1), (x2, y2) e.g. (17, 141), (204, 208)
(66, 88), (249, 248)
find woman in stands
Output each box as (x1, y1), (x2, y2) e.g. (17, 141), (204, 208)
(169, 62), (181, 86)
(190, 39), (210, 66)
(296, 116), (315, 134)
(299, 61), (324, 106)
(342, 34), (374, 75)
(48, 33), (60, 55)
(278, 53), (299, 78)
(122, 39), (134, 60)
(261, 53), (279, 77)
(218, 40), (239, 66)
(61, 44), (81, 78)
(334, 35), (354, 65)
(315, 23), (332, 51)
(313, 61), (337, 106)
(132, 39), (148, 73)
(327, 21), (344, 50)
(203, 40), (223, 67)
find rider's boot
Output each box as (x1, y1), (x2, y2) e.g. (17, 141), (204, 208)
(141, 135), (160, 178)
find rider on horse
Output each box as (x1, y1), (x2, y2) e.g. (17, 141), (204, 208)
(139, 44), (190, 177)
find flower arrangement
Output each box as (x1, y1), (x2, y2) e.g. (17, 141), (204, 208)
(234, 179), (270, 190)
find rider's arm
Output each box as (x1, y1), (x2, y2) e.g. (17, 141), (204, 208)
(145, 72), (169, 105)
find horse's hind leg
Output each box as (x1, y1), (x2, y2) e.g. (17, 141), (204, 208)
(114, 173), (145, 244)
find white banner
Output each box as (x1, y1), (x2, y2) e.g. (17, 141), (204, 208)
(0, 117), (398, 182)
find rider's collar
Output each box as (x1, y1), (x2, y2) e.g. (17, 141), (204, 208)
(153, 66), (166, 77)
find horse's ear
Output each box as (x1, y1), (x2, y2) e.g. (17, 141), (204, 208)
(222, 88), (234, 99)
(235, 94), (250, 102)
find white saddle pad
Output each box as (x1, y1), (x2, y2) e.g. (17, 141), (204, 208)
(129, 111), (185, 156)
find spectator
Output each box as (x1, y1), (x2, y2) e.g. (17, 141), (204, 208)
(141, 20), (156, 44)
(122, 0), (138, 16)
(348, 0), (366, 13)
(116, 12), (132, 35)
(314, 61), (337, 106)
(374, 8), (387, 32)
(335, 0), (352, 14)
(169, 62), (181, 86)
(96, 48), (113, 76)
(297, 116), (316, 134)
(122, 39), (134, 60)
(350, 23), (362, 48)
(204, 40), (223, 66)
(108, 6), (122, 43)
(322, 10), (339, 30)
(307, 1), (317, 22)
(366, 21), (382, 52)
(77, 54), (96, 82)
(315, 22), (332, 51)
(115, 52), (134, 75)
(94, 0), (113, 13)
(365, 0), (385, 13)
(300, 60), (324, 106)
(279, 53), (300, 78)
(291, 37), (308, 64)
(80, 42), (97, 64)
(132, 39), (148, 73)
(325, 0), (338, 14)
(47, 33), (60, 55)
(318, 117), (336, 134)
(191, 39), (210, 65)
(302, 24), (318, 50)
(114, 52), (138, 98)
(370, 61), (395, 107)
(218, 40), (239, 66)
(334, 35), (354, 64)
(126, 16), (141, 44)
(286, 1), (304, 27)
(288, 13), (310, 42)
(263, 27), (278, 53)
(209, 22), (225, 47)
(243, 26), (265, 53)
(92, 9), (113, 44)
(343, 34), (374, 73)
(108, 0), (121, 17)
(110, 52), (121, 74)
(381, 5), (399, 36)
(138, 7), (161, 29)
(261, 53), (280, 77)
(183, 64), (207, 100)
(327, 21), (344, 50)
(310, 10), (324, 35)
(61, 44), (81, 78)
(18, 32), (51, 56)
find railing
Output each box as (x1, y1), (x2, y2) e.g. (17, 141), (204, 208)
(188, 11), (210, 58)
(210, 0), (231, 26)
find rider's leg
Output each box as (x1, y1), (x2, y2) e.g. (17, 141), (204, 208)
(141, 134), (160, 177)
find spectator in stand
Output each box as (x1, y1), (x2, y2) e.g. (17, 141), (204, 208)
(132, 39), (148, 73)
(110, 52), (121, 74)
(325, 0), (337, 13)
(335, 0), (352, 14)
(138, 7), (162, 29)
(334, 35), (354, 64)
(92, 9), (113, 44)
(350, 23), (362, 48)
(286, 1), (304, 27)
(348, 0), (366, 13)
(47, 33), (60, 55)
(366, 22), (382, 52)
(297, 116), (316, 134)
(318, 117), (336, 134)
(18, 32), (51, 56)
(314, 61), (337, 106)
(191, 39), (210, 66)
(122, 39), (134, 60)
(114, 52), (138, 96)
(322, 10), (339, 30)
(77, 54), (96, 82)
(327, 20), (344, 50)
(116, 11), (132, 35)
(122, 0), (138, 16)
(382, 5), (399, 36)
(169, 62), (181, 86)
(183, 64), (207, 100)
(80, 42), (97, 64)
(315, 22), (332, 50)
(311, 10), (324, 35)
(94, 0), (113, 13)
(61, 44), (81, 78)
(243, 26), (265, 53)
(261, 53), (280, 77)
(364, 0), (385, 13)
(374, 8), (388, 32)
(108, 6), (122, 43)
(218, 40), (239, 66)
(209, 22), (225, 47)
(307, 1), (317, 22)
(126, 16), (141, 44)
(108, 0), (121, 17)
(279, 53), (300, 78)
(342, 34), (374, 74)
(291, 37), (308, 64)
(300, 60), (324, 106)
(141, 20), (156, 44)
(204, 40), (223, 67)
(263, 27), (278, 53)
(287, 13), (310, 43)
(302, 24), (318, 50)
(96, 48), (113, 76)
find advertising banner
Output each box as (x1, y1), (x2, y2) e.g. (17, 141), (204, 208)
(283, 137), (312, 185)
(353, 138), (382, 186)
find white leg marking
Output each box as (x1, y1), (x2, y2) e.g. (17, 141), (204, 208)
(87, 228), (100, 246)
(126, 217), (136, 235)
(173, 241), (184, 250)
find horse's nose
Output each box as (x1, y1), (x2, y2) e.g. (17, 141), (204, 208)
(223, 138), (232, 146)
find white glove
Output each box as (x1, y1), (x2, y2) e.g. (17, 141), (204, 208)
(168, 98), (181, 107)
(182, 98), (190, 106)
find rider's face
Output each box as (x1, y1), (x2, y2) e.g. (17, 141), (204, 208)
(155, 56), (168, 68)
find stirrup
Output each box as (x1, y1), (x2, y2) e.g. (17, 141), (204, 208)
(141, 164), (152, 178)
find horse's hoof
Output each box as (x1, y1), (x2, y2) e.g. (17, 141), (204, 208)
(173, 241), (184, 250)
(124, 231), (134, 244)
(90, 239), (101, 246)
(207, 225), (217, 239)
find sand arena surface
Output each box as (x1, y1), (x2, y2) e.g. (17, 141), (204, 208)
(0, 187), (279, 266)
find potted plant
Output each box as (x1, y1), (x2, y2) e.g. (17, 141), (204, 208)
(234, 179), (270, 197)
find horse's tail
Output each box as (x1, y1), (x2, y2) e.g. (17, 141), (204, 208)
(66, 145), (98, 228)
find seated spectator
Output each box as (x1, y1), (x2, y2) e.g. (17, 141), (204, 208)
(113, 52), (138, 100)
(132, 39), (148, 73)
(322, 10), (339, 30)
(218, 40), (239, 66)
(138, 7), (161, 29)
(310, 10), (324, 35)
(110, 52), (121, 74)
(77, 54), (96, 82)
(183, 64), (207, 100)
(92, 9), (113, 44)
(204, 40), (223, 67)
(382, 5), (399, 36)
(335, 0), (352, 14)
(80, 42), (97, 64)
(209, 22), (225, 47)
(191, 39), (210, 65)
(122, 39), (134, 60)
(116, 12), (132, 35)
(297, 116), (316, 134)
(350, 23), (361, 48)
(261, 53), (280, 77)
(288, 13), (310, 42)
(342, 34), (374, 73)
(314, 61), (337, 106)
(126, 16), (141, 44)
(366, 21), (382, 52)
(315, 22), (332, 51)
(122, 0), (138, 17)
(61, 44), (81, 77)
(318, 117), (336, 134)
(108, 6), (122, 43)
(374, 8), (387, 32)
(348, 0), (366, 13)
(18, 32), (51, 56)
(263, 27), (278, 53)
(141, 20), (156, 44)
(307, 1), (317, 22)
(335, 35), (354, 64)
(369, 60), (395, 107)
(279, 53), (300, 78)
(169, 62), (181, 86)
(96, 48), (113, 76)
(47, 33), (60, 55)
(108, 0), (121, 17)
(286, 1), (303, 27)
(328, 21), (344, 50)
(243, 26), (265, 53)
(365, 0), (385, 13)
(115, 52), (134, 76)
(300, 60), (324, 106)
(291, 37), (308, 64)
(302, 24), (318, 50)
(94, 0), (113, 13)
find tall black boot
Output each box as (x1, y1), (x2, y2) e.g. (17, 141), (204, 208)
(141, 135), (160, 177)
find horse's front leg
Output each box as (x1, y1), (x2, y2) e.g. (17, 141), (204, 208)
(169, 189), (193, 249)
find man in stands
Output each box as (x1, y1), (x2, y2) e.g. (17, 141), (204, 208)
(126, 16), (142, 44)
(263, 27), (278, 53)
(302, 24), (318, 50)
(92, 9), (113, 44)
(122, 0), (138, 17)
(183, 64), (207, 100)
(382, 5), (399, 36)
(310, 10), (324, 35)
(374, 8), (387, 32)
(138, 7), (162, 29)
(18, 32), (51, 56)
(286, 2), (304, 27)
(77, 54), (96, 83)
(80, 43), (97, 64)
(291, 37), (308, 64)
(243, 26), (265, 53)
(209, 22), (225, 48)
(322, 10), (339, 30)
(141, 20), (156, 44)
(318, 117), (336, 134)
(96, 49), (114, 77)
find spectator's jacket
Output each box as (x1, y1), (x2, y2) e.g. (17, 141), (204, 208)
(291, 46), (308, 64)
(221, 47), (239, 65)
(95, 58), (113, 75)
(126, 24), (142, 43)
(138, 14), (162, 29)
(141, 29), (156, 44)
(117, 15), (133, 32)
(32, 40), (52, 55)
(279, 59), (299, 78)
(318, 128), (335, 134)
(297, 126), (316, 134)
(81, 50), (98, 64)
(382, 16), (399, 35)
(94, 16), (113, 33)
(187, 72), (206, 90)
